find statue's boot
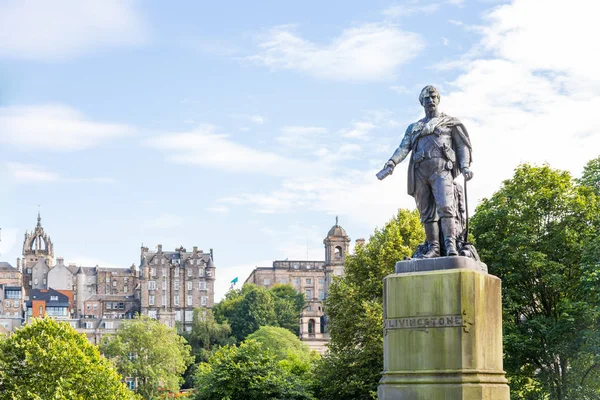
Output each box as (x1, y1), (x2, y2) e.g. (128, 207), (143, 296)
(441, 217), (458, 256)
(422, 222), (440, 258)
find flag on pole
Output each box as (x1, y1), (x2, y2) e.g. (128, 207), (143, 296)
(229, 276), (239, 290)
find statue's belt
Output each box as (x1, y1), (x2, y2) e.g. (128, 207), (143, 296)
(413, 149), (445, 163)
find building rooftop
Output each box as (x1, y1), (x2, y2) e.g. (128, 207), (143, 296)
(26, 288), (69, 307)
(326, 216), (348, 238)
(0, 262), (16, 270)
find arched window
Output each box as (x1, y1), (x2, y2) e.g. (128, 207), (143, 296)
(308, 319), (315, 334)
(334, 246), (343, 259)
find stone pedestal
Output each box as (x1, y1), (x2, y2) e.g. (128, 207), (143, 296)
(378, 257), (509, 400)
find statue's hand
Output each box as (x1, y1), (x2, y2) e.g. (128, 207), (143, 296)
(462, 167), (474, 181)
(385, 160), (396, 170)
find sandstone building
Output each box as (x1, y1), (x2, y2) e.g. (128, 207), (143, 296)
(245, 218), (351, 353)
(139, 245), (216, 331)
(1, 214), (216, 342)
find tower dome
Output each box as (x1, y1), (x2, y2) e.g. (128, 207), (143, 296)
(326, 216), (348, 237)
(323, 216), (351, 266)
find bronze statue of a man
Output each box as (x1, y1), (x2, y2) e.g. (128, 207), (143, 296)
(380, 85), (473, 258)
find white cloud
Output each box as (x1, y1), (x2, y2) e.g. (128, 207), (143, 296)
(276, 126), (327, 148)
(383, 2), (441, 18)
(0, 0), (146, 60)
(212, 0), (600, 231)
(339, 121), (377, 139)
(383, 0), (464, 18)
(480, 0), (600, 91)
(247, 23), (424, 81)
(439, 0), (600, 203)
(218, 169), (414, 226)
(0, 105), (134, 151)
(4, 162), (115, 184)
(6, 162), (59, 183)
(146, 124), (317, 176)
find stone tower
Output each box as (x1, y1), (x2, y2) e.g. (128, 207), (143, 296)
(21, 213), (54, 299)
(323, 216), (351, 280)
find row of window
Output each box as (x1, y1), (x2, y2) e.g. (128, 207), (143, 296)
(4, 290), (21, 300)
(45, 306), (68, 317)
(148, 280), (208, 291)
(1, 311), (20, 318)
(0, 272), (17, 279)
(151, 258), (204, 266)
(105, 277), (130, 283)
(147, 309), (196, 321)
(150, 266), (208, 278)
(305, 289), (326, 301)
(149, 294), (208, 307)
(264, 277), (325, 286)
(4, 300), (20, 308)
(106, 302), (125, 310)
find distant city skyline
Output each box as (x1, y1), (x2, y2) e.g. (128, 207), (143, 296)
(1, 0), (598, 301)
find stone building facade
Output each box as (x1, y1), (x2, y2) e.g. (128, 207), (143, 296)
(245, 219), (351, 353)
(1, 214), (216, 340)
(0, 262), (21, 287)
(139, 245), (216, 331)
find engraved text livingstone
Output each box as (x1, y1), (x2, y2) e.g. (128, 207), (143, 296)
(384, 315), (463, 330)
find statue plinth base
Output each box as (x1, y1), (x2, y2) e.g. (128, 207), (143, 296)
(378, 257), (509, 400)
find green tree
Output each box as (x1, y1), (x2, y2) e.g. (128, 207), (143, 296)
(246, 326), (313, 363)
(181, 308), (236, 388)
(188, 307), (235, 362)
(194, 339), (314, 400)
(270, 284), (305, 335)
(312, 209), (423, 400)
(0, 317), (139, 400)
(213, 284), (305, 340)
(471, 163), (600, 400)
(577, 155), (600, 195)
(100, 315), (194, 399)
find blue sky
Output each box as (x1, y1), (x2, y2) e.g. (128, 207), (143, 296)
(1, 0), (598, 301)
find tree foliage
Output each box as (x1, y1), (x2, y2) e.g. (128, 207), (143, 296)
(246, 326), (318, 368)
(194, 339), (314, 400)
(270, 284), (305, 335)
(181, 307), (236, 389)
(577, 155), (600, 195)
(100, 315), (193, 400)
(213, 284), (304, 341)
(187, 307), (235, 363)
(312, 209), (423, 400)
(0, 317), (139, 400)
(471, 163), (600, 400)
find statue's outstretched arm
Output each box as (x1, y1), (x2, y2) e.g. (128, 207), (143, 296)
(387, 126), (413, 168)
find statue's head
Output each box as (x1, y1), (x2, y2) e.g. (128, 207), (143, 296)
(419, 85), (440, 113)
